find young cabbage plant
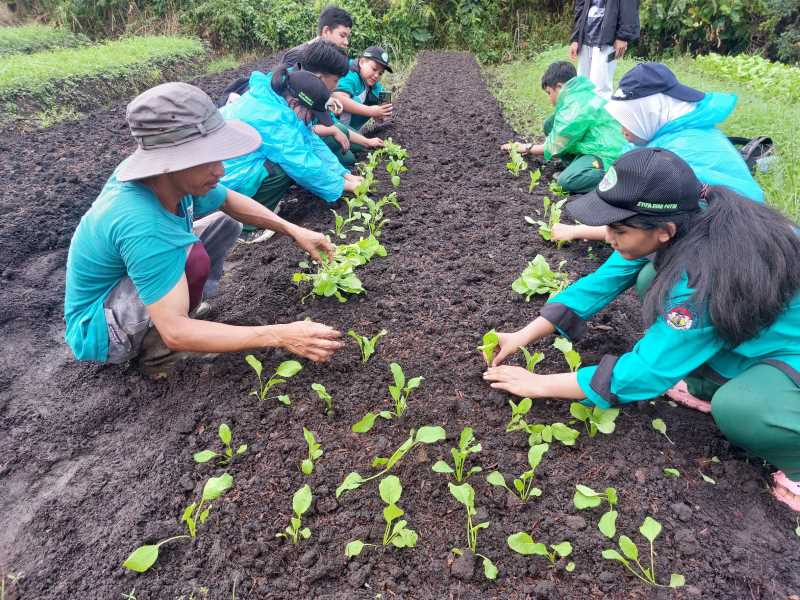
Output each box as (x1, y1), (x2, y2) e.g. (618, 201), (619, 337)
(330, 207), (363, 240)
(506, 142), (528, 177)
(512, 255), (569, 301)
(276, 484), (313, 544)
(520, 347), (544, 372)
(386, 157), (408, 187)
(573, 484), (619, 539)
(347, 328), (387, 363)
(506, 397), (534, 432)
(602, 516), (685, 588)
(336, 426), (446, 498)
(311, 383), (333, 417)
(504, 397), (581, 446)
(477, 329), (500, 365)
(245, 355), (302, 403)
(448, 482), (498, 580)
(356, 193), (400, 237)
(293, 252), (365, 303)
(335, 235), (387, 267)
(432, 427), (483, 482)
(663, 468), (681, 478)
(507, 532), (575, 571)
(382, 138), (408, 161)
(486, 443), (549, 502)
(528, 168), (542, 193)
(548, 180), (568, 198)
(301, 427), (323, 475)
(345, 475), (418, 557)
(553, 337), (581, 372)
(651, 418), (675, 444)
(193, 423), (247, 466)
(352, 363), (423, 432)
(569, 403), (620, 437)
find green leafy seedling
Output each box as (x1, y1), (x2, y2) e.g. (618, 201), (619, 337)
(651, 418), (674, 444)
(347, 328), (387, 363)
(507, 532), (574, 571)
(525, 196), (568, 248)
(486, 443), (549, 502)
(528, 168), (541, 192)
(573, 484), (619, 539)
(449, 482), (498, 580)
(569, 403), (620, 437)
(506, 142), (528, 177)
(663, 468), (681, 477)
(193, 423), (247, 466)
(345, 475), (418, 557)
(477, 329), (500, 365)
(527, 421), (581, 446)
(337, 426), (446, 497)
(245, 355), (302, 403)
(553, 337), (581, 371)
(432, 427), (483, 482)
(311, 383), (333, 416)
(276, 484), (313, 544)
(520, 347), (544, 372)
(602, 516), (685, 588)
(386, 157), (407, 187)
(506, 397), (533, 432)
(352, 363), (423, 432)
(293, 251), (366, 303)
(512, 255), (569, 301)
(301, 427), (323, 475)
(549, 180), (568, 198)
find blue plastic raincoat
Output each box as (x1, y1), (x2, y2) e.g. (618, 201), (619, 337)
(220, 71), (347, 203)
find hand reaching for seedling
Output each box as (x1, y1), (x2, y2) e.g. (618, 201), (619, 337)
(484, 365), (539, 397)
(278, 321), (343, 362)
(291, 225), (335, 263)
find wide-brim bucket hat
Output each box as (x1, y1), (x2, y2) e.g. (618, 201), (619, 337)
(117, 82), (262, 182)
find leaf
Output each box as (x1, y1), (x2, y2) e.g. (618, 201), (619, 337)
(551, 422), (580, 445)
(415, 426), (446, 444)
(300, 527), (311, 539)
(218, 423), (232, 446)
(566, 561), (576, 572)
(379, 475), (402, 505)
(618, 535), (639, 560)
(651, 418), (667, 435)
(663, 468), (681, 477)
(552, 541), (573, 558)
(507, 532), (547, 556)
(606, 487), (618, 506)
(193, 450), (218, 463)
(669, 573), (686, 588)
(477, 329), (500, 364)
(277, 394), (291, 406)
(598, 510), (618, 539)
(244, 354), (262, 378)
(482, 556), (498, 580)
(301, 459), (314, 475)
(394, 527), (418, 548)
(389, 362), (405, 388)
(573, 488), (602, 509)
(198, 506), (211, 524)
(202, 473), (233, 501)
(345, 540), (364, 557)
(276, 360), (303, 378)
(336, 472), (365, 497)
(448, 482), (474, 508)
(486, 471), (507, 489)
(122, 545), (159, 573)
(527, 443), (549, 470)
(700, 472), (716, 484)
(236, 444), (247, 455)
(406, 376), (424, 390)
(352, 412), (378, 433)
(569, 402), (590, 421)
(432, 460), (454, 474)
(640, 516), (662, 543)
(601, 548), (627, 564)
(293, 484), (313, 516)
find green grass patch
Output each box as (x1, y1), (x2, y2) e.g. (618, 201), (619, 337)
(487, 46), (800, 220)
(0, 23), (87, 55)
(205, 55), (242, 75)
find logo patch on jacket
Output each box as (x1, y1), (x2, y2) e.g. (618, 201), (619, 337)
(666, 306), (694, 330)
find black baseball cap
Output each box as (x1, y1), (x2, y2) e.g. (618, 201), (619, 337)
(362, 46), (393, 73)
(612, 63), (705, 102)
(566, 148), (702, 226)
(285, 70), (334, 125)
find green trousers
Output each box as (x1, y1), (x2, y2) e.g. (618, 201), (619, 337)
(321, 122), (365, 167)
(636, 261), (800, 479)
(542, 114), (604, 194)
(245, 161), (292, 231)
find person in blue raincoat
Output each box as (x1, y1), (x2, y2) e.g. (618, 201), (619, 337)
(553, 63), (764, 243)
(220, 66), (363, 243)
(484, 148), (800, 513)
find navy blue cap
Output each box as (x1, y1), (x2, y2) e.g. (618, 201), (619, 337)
(612, 63), (705, 102)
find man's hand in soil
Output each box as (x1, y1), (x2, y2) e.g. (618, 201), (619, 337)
(278, 321), (343, 362)
(369, 103), (393, 121)
(613, 39), (628, 60)
(569, 42), (579, 61)
(291, 226), (335, 263)
(484, 367), (585, 400)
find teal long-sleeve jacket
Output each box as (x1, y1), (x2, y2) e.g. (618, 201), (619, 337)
(541, 252), (800, 407)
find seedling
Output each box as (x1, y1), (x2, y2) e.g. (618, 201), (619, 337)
(352, 363), (423, 432)
(506, 142), (528, 177)
(520, 347), (544, 372)
(193, 423), (247, 466)
(312, 383), (333, 416)
(449, 482), (498, 580)
(293, 251), (365, 303)
(330, 208), (362, 240)
(525, 196), (568, 248)
(345, 475), (418, 556)
(477, 329), (500, 365)
(507, 532), (575, 571)
(528, 168), (541, 193)
(335, 235), (387, 267)
(245, 356), (303, 403)
(486, 443), (549, 502)
(602, 516), (685, 588)
(794, 518), (799, 538)
(573, 484), (619, 539)
(663, 468), (681, 477)
(569, 403), (619, 437)
(512, 255), (569, 301)
(432, 427), (483, 482)
(347, 328), (387, 363)
(386, 157), (407, 187)
(651, 418), (674, 444)
(382, 138), (408, 161)
(337, 426), (446, 497)
(356, 193), (400, 237)
(506, 397), (533, 432)
(553, 337), (581, 371)
(122, 474), (234, 573)
(301, 427), (323, 475)
(548, 180), (568, 198)
(504, 397), (580, 446)
(276, 484), (313, 544)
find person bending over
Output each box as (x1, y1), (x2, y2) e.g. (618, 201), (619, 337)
(64, 83), (343, 378)
(501, 61), (625, 194)
(333, 46), (394, 133)
(484, 148), (800, 513)
(282, 5), (352, 68)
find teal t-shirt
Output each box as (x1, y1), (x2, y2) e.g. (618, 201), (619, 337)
(64, 162), (228, 361)
(335, 68), (383, 131)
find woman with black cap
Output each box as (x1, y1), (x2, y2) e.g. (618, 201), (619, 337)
(483, 148), (800, 513)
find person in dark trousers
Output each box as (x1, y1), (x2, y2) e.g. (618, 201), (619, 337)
(568, 0), (640, 99)
(282, 5), (353, 68)
(483, 148), (800, 513)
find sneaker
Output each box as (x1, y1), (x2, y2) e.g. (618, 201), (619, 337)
(772, 471), (800, 512)
(136, 327), (191, 379)
(191, 301), (212, 320)
(238, 228), (277, 244)
(665, 380), (712, 413)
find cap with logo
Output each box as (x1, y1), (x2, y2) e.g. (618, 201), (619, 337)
(565, 148), (702, 226)
(118, 82), (261, 182)
(285, 69), (335, 126)
(361, 46), (393, 73)
(611, 63), (705, 103)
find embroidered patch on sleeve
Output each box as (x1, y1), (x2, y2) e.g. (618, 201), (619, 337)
(666, 306), (694, 330)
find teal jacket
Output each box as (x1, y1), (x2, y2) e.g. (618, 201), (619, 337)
(541, 252), (800, 407)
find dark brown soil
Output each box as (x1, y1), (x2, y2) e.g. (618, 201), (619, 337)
(1, 51), (798, 600)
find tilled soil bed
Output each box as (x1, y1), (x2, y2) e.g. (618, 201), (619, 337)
(1, 51), (799, 600)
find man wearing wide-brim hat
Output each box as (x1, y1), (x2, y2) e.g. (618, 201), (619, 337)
(64, 82), (343, 377)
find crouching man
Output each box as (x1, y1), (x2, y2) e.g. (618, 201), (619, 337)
(64, 82), (343, 377)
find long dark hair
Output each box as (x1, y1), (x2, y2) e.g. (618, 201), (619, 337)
(639, 186), (800, 346)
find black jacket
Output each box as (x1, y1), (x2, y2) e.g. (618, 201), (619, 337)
(570, 0), (640, 47)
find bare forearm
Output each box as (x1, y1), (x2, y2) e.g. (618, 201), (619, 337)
(221, 189), (300, 238)
(533, 372), (586, 399)
(348, 129), (371, 145)
(517, 316), (557, 346)
(159, 317), (288, 353)
(313, 124), (338, 136)
(528, 143), (545, 156)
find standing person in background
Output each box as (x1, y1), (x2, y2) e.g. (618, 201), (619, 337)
(568, 0), (640, 99)
(282, 5), (353, 68)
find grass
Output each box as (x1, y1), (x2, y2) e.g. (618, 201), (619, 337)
(487, 46), (800, 220)
(0, 23), (87, 55)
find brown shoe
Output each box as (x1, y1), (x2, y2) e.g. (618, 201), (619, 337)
(136, 327), (191, 379)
